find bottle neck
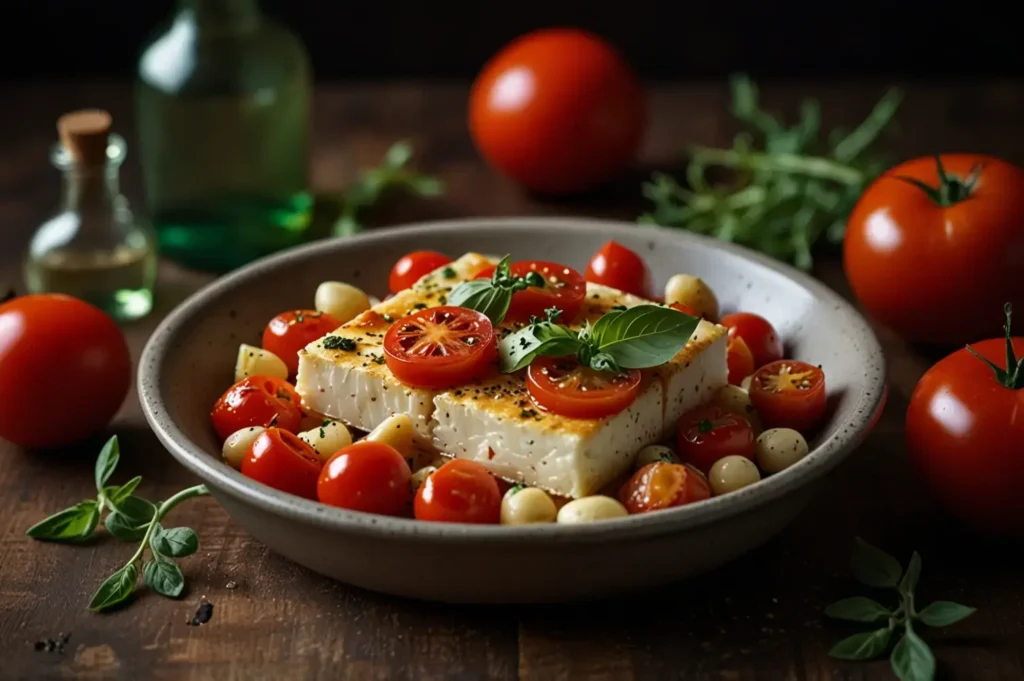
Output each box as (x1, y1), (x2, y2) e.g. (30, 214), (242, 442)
(62, 165), (119, 213)
(179, 0), (261, 31)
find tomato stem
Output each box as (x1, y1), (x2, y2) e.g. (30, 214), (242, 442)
(966, 303), (1022, 389)
(895, 155), (983, 208)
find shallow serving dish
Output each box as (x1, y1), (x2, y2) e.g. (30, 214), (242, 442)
(139, 217), (886, 603)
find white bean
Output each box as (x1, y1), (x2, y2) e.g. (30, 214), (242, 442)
(756, 428), (810, 474)
(501, 487), (558, 525)
(364, 413), (415, 457)
(314, 281), (372, 324)
(708, 455), (761, 495)
(740, 374), (754, 392)
(710, 384), (763, 434)
(299, 420), (353, 461)
(234, 344), (288, 382)
(556, 496), (629, 524)
(664, 274), (719, 321)
(410, 466), (437, 494)
(222, 426), (266, 470)
(634, 444), (677, 469)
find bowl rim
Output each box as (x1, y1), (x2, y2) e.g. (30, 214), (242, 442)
(139, 217), (887, 545)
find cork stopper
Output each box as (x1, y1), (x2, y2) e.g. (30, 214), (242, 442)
(57, 109), (112, 167)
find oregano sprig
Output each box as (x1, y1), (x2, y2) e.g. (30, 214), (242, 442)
(825, 538), (976, 681)
(25, 435), (209, 612)
(448, 255), (546, 324)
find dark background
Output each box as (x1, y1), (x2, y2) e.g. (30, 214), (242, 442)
(3, 1), (1022, 81)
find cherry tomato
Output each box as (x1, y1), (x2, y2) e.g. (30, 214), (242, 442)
(726, 334), (756, 386)
(211, 376), (303, 441)
(241, 428), (323, 499)
(721, 312), (783, 368)
(262, 310), (342, 376)
(475, 260), (586, 323)
(619, 461), (711, 514)
(317, 441), (412, 516)
(748, 360), (827, 433)
(526, 356), (642, 419)
(844, 154), (1024, 345)
(469, 28), (645, 196)
(670, 303), (699, 317)
(677, 406), (756, 474)
(0, 294), (131, 449)
(414, 459), (501, 524)
(389, 251), (452, 294)
(383, 306), (496, 389)
(584, 240), (651, 297)
(906, 304), (1024, 535)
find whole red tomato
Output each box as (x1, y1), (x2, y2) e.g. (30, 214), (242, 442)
(844, 154), (1024, 345)
(0, 294), (131, 449)
(469, 28), (646, 195)
(211, 376), (303, 441)
(584, 240), (651, 297)
(906, 304), (1024, 535)
(262, 310), (341, 376)
(389, 251), (451, 294)
(619, 461), (711, 514)
(415, 459), (501, 524)
(242, 428), (323, 500)
(318, 441), (412, 516)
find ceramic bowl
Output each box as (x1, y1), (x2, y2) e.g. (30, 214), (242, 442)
(139, 218), (886, 603)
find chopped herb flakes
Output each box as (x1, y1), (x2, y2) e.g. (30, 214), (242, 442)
(442, 266), (457, 278)
(323, 336), (357, 351)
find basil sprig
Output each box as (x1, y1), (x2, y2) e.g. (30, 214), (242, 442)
(825, 538), (975, 681)
(499, 304), (699, 373)
(448, 255), (545, 324)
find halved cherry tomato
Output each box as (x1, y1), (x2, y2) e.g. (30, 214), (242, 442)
(317, 441), (412, 515)
(415, 459), (501, 524)
(584, 240), (650, 297)
(619, 461), (711, 513)
(726, 335), (756, 386)
(669, 302), (699, 317)
(677, 405), (756, 474)
(389, 251), (452, 294)
(241, 428), (323, 499)
(383, 306), (496, 389)
(721, 312), (783, 368)
(262, 310), (342, 376)
(526, 356), (642, 419)
(475, 260), (586, 323)
(748, 360), (827, 432)
(211, 376), (303, 441)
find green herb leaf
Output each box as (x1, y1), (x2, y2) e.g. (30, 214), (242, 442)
(890, 630), (935, 681)
(26, 501), (100, 543)
(94, 436), (120, 491)
(851, 537), (903, 588)
(498, 323), (582, 373)
(917, 601), (976, 628)
(824, 596), (892, 624)
(116, 496), (157, 524)
(88, 563), (138, 612)
(151, 526), (199, 558)
(448, 279), (512, 325)
(829, 628), (892, 660)
(104, 475), (143, 509)
(589, 305), (698, 369)
(384, 140), (413, 169)
(105, 512), (150, 542)
(898, 551), (922, 596)
(142, 560), (185, 599)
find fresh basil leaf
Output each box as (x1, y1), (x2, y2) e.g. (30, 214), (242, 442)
(890, 630), (935, 681)
(104, 476), (143, 511)
(88, 563), (138, 612)
(143, 560), (185, 599)
(151, 526), (199, 558)
(589, 305), (698, 369)
(26, 501), (100, 543)
(917, 601), (976, 628)
(94, 436), (120, 491)
(898, 551), (922, 596)
(587, 351), (623, 374)
(851, 537), (903, 588)
(105, 512), (150, 542)
(828, 628), (891, 661)
(498, 323), (581, 373)
(448, 279), (512, 324)
(492, 255), (512, 283)
(824, 596), (892, 623)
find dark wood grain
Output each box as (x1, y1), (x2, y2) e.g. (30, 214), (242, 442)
(2, 80), (1024, 681)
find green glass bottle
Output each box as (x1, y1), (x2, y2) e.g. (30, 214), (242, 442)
(136, 0), (313, 272)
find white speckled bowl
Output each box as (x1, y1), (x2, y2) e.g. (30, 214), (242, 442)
(139, 218), (886, 603)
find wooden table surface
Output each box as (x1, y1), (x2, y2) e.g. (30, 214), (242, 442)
(2, 80), (1023, 681)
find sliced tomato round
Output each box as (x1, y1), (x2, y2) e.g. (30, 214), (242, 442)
(748, 360), (827, 433)
(526, 356), (642, 419)
(475, 260), (586, 323)
(383, 306), (497, 389)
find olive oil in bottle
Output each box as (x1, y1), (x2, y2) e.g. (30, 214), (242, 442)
(24, 110), (157, 322)
(136, 0), (313, 273)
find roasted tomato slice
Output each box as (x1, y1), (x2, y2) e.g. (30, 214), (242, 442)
(383, 306), (496, 389)
(262, 309), (342, 376)
(676, 405), (756, 474)
(389, 251), (452, 294)
(619, 461), (711, 513)
(526, 356), (642, 419)
(748, 360), (827, 433)
(211, 376), (303, 441)
(475, 260), (586, 323)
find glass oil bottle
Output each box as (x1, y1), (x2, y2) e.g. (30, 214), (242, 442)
(24, 110), (158, 322)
